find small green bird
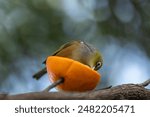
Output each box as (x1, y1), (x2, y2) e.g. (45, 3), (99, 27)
(33, 40), (103, 80)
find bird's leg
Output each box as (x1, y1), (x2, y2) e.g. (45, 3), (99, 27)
(42, 77), (64, 92)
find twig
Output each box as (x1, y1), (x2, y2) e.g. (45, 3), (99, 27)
(139, 79), (150, 87)
(42, 78), (64, 92)
(95, 85), (112, 91)
(1, 79), (150, 100)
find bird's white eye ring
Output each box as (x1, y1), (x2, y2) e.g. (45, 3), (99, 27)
(97, 61), (102, 67)
(94, 61), (102, 70)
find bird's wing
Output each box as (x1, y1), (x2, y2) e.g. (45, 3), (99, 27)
(42, 40), (81, 64)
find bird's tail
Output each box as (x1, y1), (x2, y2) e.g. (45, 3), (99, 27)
(33, 67), (47, 80)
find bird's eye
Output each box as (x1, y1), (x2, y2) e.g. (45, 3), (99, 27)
(94, 62), (102, 71)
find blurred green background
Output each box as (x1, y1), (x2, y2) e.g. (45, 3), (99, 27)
(0, 0), (150, 93)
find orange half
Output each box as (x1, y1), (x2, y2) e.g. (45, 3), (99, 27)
(46, 56), (100, 92)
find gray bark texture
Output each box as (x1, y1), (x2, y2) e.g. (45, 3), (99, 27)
(0, 79), (150, 100)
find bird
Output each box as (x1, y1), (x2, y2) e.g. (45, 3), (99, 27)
(33, 40), (103, 80)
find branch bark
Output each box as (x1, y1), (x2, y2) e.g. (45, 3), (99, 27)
(0, 79), (150, 100)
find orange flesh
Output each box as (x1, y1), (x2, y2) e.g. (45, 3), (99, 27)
(46, 56), (100, 92)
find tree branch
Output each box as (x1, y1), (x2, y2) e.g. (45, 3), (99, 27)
(0, 79), (150, 100)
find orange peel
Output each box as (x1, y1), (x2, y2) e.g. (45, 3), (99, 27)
(46, 56), (100, 92)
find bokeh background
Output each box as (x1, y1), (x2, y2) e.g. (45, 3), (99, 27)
(0, 0), (150, 94)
